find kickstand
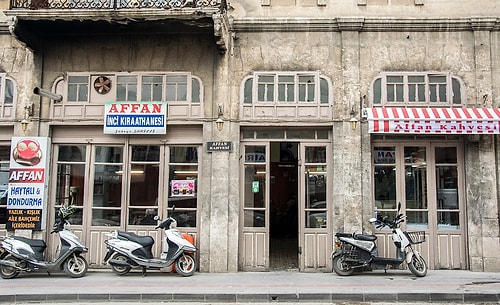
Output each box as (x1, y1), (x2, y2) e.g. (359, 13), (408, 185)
(47, 271), (51, 276)
(141, 267), (147, 277)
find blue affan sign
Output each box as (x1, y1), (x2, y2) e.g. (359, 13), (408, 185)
(104, 102), (167, 135)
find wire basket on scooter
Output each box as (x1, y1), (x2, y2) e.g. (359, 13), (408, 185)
(405, 231), (426, 244)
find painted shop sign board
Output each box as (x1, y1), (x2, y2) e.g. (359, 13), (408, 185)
(7, 137), (51, 230)
(207, 141), (232, 152)
(104, 102), (167, 135)
(365, 107), (500, 134)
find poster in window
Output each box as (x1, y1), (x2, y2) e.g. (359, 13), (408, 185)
(171, 180), (195, 196)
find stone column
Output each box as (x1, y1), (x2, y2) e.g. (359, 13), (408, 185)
(199, 15), (239, 272)
(466, 20), (500, 272)
(332, 19), (364, 234)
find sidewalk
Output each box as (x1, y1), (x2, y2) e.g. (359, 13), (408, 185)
(0, 269), (499, 304)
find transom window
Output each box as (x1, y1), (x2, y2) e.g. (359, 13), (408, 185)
(243, 72), (331, 104)
(66, 73), (202, 103)
(371, 72), (465, 106)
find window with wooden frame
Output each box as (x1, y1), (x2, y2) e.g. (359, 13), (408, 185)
(371, 72), (465, 106)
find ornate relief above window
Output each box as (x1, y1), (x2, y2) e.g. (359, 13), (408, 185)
(370, 72), (465, 107)
(51, 72), (203, 122)
(241, 71), (333, 122)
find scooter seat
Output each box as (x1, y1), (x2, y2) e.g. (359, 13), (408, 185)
(117, 231), (154, 247)
(353, 234), (377, 241)
(11, 236), (47, 248)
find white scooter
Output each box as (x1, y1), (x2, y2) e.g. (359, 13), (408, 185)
(0, 205), (89, 279)
(331, 202), (427, 277)
(103, 207), (197, 276)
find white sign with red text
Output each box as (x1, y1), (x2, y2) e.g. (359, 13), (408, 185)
(104, 102), (167, 135)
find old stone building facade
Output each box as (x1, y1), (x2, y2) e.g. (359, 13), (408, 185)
(0, 0), (499, 273)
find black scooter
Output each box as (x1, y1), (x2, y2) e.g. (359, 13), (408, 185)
(331, 203), (427, 277)
(0, 205), (88, 279)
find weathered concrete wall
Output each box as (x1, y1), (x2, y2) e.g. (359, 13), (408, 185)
(40, 34), (216, 108)
(0, 27), (36, 135)
(493, 31), (500, 270)
(229, 5), (500, 270)
(229, 0), (500, 18)
(1, 0), (499, 272)
(39, 33), (240, 273)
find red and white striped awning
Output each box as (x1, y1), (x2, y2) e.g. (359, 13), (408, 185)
(364, 107), (500, 134)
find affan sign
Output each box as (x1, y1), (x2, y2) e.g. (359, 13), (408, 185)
(104, 102), (167, 135)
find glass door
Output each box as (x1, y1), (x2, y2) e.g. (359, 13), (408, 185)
(240, 144), (268, 270)
(372, 141), (466, 269)
(299, 143), (331, 271)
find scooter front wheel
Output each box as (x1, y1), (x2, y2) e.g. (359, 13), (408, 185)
(332, 255), (354, 276)
(175, 253), (196, 277)
(63, 254), (88, 278)
(408, 253), (427, 277)
(0, 254), (20, 279)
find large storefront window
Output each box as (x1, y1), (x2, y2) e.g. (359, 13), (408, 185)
(55, 145), (87, 225)
(128, 145), (160, 225)
(92, 146), (123, 226)
(372, 142), (461, 230)
(372, 140), (465, 269)
(54, 143), (200, 229)
(167, 146), (198, 227)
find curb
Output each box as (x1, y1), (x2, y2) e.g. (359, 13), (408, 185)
(0, 292), (499, 304)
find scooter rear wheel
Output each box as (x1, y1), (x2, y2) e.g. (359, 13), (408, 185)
(63, 254), (88, 278)
(332, 255), (354, 276)
(110, 254), (132, 276)
(408, 253), (427, 277)
(0, 254), (20, 279)
(175, 253), (196, 277)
